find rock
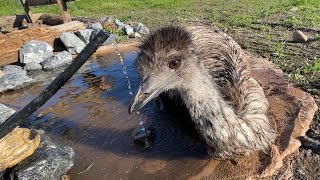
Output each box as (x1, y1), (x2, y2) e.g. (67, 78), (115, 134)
(19, 40), (54, 64)
(0, 73), (34, 93)
(0, 103), (15, 125)
(105, 17), (113, 23)
(102, 34), (119, 45)
(60, 32), (86, 54)
(124, 25), (134, 35)
(24, 62), (43, 71)
(135, 23), (150, 35)
(0, 70), (4, 78)
(41, 51), (73, 70)
(293, 30), (308, 43)
(3, 65), (26, 75)
(12, 133), (75, 180)
(290, 7), (298, 12)
(98, 17), (113, 24)
(114, 19), (126, 30)
(39, 13), (64, 26)
(102, 20), (117, 30)
(86, 22), (104, 38)
(86, 22), (103, 30)
(132, 123), (154, 148)
(134, 32), (142, 38)
(0, 26), (10, 34)
(76, 29), (94, 44)
(0, 128), (41, 171)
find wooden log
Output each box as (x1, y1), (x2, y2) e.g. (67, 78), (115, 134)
(0, 128), (40, 171)
(0, 21), (85, 66)
(25, 0), (75, 6)
(56, 0), (71, 23)
(20, 0), (33, 23)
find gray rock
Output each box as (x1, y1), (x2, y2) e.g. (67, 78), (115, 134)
(124, 25), (134, 35)
(114, 19), (126, 30)
(19, 40), (53, 64)
(293, 30), (308, 43)
(86, 22), (103, 30)
(102, 34), (119, 45)
(135, 23), (150, 34)
(0, 103), (15, 125)
(60, 32), (86, 54)
(105, 17), (113, 23)
(3, 65), (26, 75)
(98, 17), (113, 24)
(13, 133), (75, 180)
(24, 62), (43, 71)
(41, 51), (73, 70)
(76, 29), (94, 44)
(0, 73), (34, 93)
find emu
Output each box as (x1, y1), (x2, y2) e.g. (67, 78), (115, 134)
(129, 23), (276, 159)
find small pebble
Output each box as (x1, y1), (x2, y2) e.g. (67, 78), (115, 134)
(293, 30), (308, 43)
(24, 62), (43, 71)
(132, 123), (153, 148)
(134, 32), (141, 38)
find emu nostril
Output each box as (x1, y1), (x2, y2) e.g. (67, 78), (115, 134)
(138, 93), (150, 100)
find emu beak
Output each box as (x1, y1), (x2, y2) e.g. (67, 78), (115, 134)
(129, 84), (164, 114)
(129, 74), (173, 115)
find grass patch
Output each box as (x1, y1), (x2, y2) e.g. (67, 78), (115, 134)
(289, 57), (320, 86)
(1, 0), (319, 28)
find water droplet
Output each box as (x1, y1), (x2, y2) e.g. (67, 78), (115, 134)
(112, 41), (133, 96)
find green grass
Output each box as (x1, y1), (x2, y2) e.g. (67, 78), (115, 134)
(1, 0), (319, 28)
(289, 57), (320, 86)
(283, 0), (320, 27)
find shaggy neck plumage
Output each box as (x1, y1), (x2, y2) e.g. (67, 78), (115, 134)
(178, 65), (257, 157)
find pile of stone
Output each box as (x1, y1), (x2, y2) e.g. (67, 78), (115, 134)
(0, 103), (75, 179)
(0, 18), (149, 93)
(0, 40), (72, 93)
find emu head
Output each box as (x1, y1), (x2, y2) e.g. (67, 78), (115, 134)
(129, 26), (201, 114)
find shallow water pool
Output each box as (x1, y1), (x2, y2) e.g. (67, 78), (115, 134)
(0, 50), (209, 179)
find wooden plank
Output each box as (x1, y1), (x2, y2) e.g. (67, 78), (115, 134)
(25, 0), (75, 6)
(0, 21), (85, 66)
(20, 0), (33, 23)
(56, 0), (71, 23)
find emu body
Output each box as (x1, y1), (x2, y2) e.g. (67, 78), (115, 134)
(129, 23), (276, 158)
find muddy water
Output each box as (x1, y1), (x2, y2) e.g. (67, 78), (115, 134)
(0, 51), (209, 179)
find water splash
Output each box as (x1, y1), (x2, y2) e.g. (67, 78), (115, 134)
(112, 41), (133, 95)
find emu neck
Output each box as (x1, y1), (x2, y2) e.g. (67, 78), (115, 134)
(180, 69), (237, 124)
(179, 68), (247, 152)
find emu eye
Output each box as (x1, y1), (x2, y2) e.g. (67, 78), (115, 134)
(168, 60), (181, 69)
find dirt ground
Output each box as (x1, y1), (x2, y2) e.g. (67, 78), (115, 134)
(227, 17), (320, 179)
